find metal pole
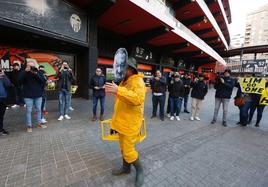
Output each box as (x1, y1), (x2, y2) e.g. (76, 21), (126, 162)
(254, 53), (257, 73)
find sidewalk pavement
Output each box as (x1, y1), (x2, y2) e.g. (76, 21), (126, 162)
(0, 89), (268, 187)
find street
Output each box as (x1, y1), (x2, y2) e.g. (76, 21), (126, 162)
(0, 89), (268, 187)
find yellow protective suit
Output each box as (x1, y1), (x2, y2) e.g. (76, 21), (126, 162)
(111, 74), (146, 163)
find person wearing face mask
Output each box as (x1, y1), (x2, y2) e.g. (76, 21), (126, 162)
(89, 67), (106, 121)
(105, 57), (146, 187)
(56, 62), (75, 121)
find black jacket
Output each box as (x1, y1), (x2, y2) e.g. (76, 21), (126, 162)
(150, 77), (167, 94)
(182, 77), (192, 95)
(214, 76), (235, 99)
(56, 70), (75, 91)
(10, 70), (21, 88)
(191, 81), (208, 100)
(90, 74), (106, 97)
(168, 80), (184, 98)
(19, 71), (47, 98)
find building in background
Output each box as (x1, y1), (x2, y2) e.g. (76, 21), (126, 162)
(0, 0), (232, 99)
(244, 4), (268, 46)
(230, 34), (244, 49)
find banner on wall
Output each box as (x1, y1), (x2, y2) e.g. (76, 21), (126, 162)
(239, 77), (266, 94)
(0, 45), (75, 81)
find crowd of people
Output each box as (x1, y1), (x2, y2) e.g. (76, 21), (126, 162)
(0, 61), (75, 135)
(1, 57), (267, 187)
(149, 69), (267, 128)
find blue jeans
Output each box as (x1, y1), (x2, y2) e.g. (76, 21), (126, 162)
(24, 97), (42, 127)
(152, 94), (166, 119)
(41, 94), (46, 119)
(183, 95), (189, 110)
(239, 101), (252, 125)
(59, 90), (71, 116)
(93, 95), (105, 115)
(169, 97), (183, 116)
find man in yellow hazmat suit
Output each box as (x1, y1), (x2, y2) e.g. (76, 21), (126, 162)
(105, 57), (146, 187)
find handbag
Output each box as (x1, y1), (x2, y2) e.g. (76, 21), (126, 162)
(234, 96), (246, 106)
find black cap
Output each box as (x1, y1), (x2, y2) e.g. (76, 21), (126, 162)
(224, 69), (231, 74)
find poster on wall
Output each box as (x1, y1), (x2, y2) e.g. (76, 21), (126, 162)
(0, 45), (75, 82)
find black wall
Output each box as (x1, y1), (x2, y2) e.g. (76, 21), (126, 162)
(0, 0), (88, 44)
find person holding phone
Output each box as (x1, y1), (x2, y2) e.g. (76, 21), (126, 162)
(56, 62), (75, 121)
(89, 67), (106, 121)
(19, 62), (47, 133)
(190, 74), (208, 121)
(211, 69), (235, 126)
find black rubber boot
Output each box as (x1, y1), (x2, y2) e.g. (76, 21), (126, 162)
(132, 159), (144, 187)
(112, 159), (131, 175)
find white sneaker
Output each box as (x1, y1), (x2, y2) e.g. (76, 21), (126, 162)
(41, 118), (47, 124)
(11, 104), (19, 108)
(190, 116), (194, 121)
(195, 117), (201, 121)
(64, 115), (71, 120)
(167, 113), (171, 118)
(69, 107), (74, 111)
(170, 116), (175, 121)
(58, 116), (64, 121)
(175, 116), (180, 121)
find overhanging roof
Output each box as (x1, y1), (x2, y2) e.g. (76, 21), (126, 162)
(223, 45), (268, 57)
(98, 0), (226, 65)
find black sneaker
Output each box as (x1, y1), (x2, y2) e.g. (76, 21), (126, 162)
(184, 110), (190, 113)
(255, 123), (260, 127)
(211, 120), (216, 124)
(1, 129), (9, 135)
(151, 115), (156, 119)
(222, 121), (227, 127)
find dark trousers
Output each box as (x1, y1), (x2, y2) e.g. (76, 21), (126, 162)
(15, 87), (24, 105)
(152, 95), (166, 119)
(249, 103), (266, 124)
(0, 101), (7, 130)
(166, 94), (170, 114)
(169, 97), (183, 116)
(93, 95), (105, 116)
(41, 94), (46, 119)
(183, 94), (189, 110)
(238, 101), (252, 125)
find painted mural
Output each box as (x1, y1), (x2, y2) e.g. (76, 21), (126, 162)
(0, 45), (75, 80)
